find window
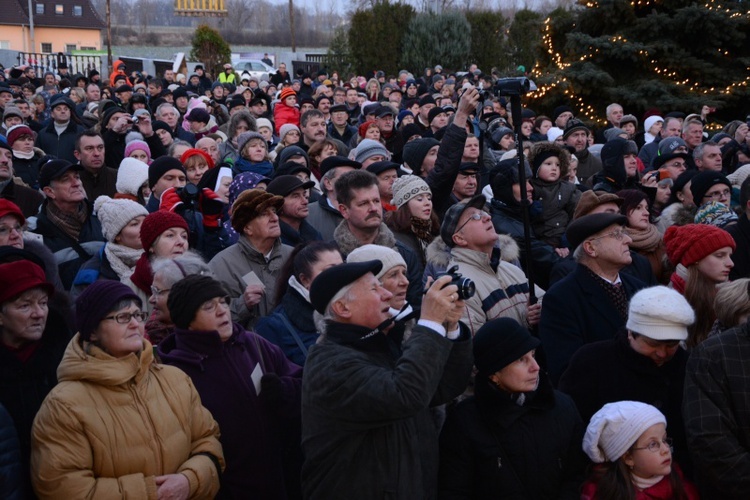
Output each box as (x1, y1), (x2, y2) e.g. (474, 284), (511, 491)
(55, 4), (63, 14)
(66, 44), (77, 53)
(41, 43), (52, 53)
(35, 3), (44, 14)
(72, 5), (82, 16)
(0, 41), (10, 50)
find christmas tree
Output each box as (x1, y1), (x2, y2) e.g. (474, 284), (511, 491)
(529, 0), (750, 126)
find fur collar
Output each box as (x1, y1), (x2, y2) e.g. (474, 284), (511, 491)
(334, 220), (397, 256)
(425, 234), (520, 268)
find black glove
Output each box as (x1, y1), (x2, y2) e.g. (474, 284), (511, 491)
(260, 373), (284, 408)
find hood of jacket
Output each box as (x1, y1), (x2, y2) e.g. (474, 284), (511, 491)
(57, 332), (158, 386)
(425, 233), (520, 269)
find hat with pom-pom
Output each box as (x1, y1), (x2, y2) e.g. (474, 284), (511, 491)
(93, 195), (149, 243)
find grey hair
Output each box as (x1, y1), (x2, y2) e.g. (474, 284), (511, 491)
(573, 243), (587, 262)
(155, 103), (178, 118)
(151, 251), (212, 288)
(693, 141), (719, 162)
(605, 103), (622, 119)
(313, 282), (356, 333)
(167, 140), (192, 157)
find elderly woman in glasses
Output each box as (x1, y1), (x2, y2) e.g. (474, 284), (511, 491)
(158, 274), (302, 499)
(30, 280), (223, 499)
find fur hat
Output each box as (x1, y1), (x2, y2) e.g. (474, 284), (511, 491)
(584, 401), (666, 463)
(93, 196), (149, 243)
(348, 244), (407, 279)
(390, 174), (431, 209)
(626, 286), (694, 340)
(528, 141), (570, 178)
(230, 189), (284, 233)
(664, 223), (736, 267)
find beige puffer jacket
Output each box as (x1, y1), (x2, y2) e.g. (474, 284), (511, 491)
(31, 333), (224, 499)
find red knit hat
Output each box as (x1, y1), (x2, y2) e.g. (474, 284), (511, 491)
(0, 260), (54, 304)
(664, 223), (736, 267)
(358, 121), (377, 138)
(180, 148), (215, 169)
(139, 210), (189, 251)
(0, 199), (25, 226)
(280, 87), (296, 103)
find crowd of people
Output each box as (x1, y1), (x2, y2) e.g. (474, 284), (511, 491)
(1, 56), (750, 499)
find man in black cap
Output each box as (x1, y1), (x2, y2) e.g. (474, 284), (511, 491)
(302, 260), (472, 499)
(539, 212), (647, 383)
(114, 84), (133, 106)
(307, 156), (360, 240)
(415, 95), (436, 131)
(0, 139), (44, 217)
(440, 194), (542, 336)
(34, 96), (84, 163)
(450, 162), (479, 203)
(33, 159), (105, 289)
(366, 160), (400, 213)
(563, 118), (601, 183)
(376, 105), (404, 163)
(327, 103), (357, 145)
(266, 175), (322, 246)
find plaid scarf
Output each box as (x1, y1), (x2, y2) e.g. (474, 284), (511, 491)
(45, 201), (88, 241)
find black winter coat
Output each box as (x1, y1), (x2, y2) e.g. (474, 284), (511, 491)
(33, 200), (105, 289)
(0, 309), (71, 496)
(726, 213), (750, 281)
(558, 330), (691, 473)
(438, 372), (586, 499)
(539, 263), (646, 384)
(34, 120), (84, 163)
(301, 322), (473, 499)
(0, 402), (23, 500)
(490, 198), (561, 291)
(103, 128), (167, 168)
(426, 123), (467, 219)
(0, 180), (43, 218)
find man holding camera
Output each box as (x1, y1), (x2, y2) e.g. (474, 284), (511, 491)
(441, 194), (542, 336)
(102, 106), (166, 168)
(301, 260), (473, 499)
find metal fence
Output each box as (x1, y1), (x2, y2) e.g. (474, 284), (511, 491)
(16, 52), (102, 77)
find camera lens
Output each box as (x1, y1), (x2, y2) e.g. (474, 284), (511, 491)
(456, 277), (476, 300)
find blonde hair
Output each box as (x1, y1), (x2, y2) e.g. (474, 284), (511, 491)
(714, 278), (750, 329)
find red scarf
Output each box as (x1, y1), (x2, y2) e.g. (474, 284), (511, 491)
(129, 253), (153, 295)
(670, 272), (686, 294)
(2, 341), (40, 362)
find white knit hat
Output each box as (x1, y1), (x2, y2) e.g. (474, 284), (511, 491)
(626, 286), (695, 340)
(391, 175), (431, 209)
(547, 127), (564, 142)
(354, 139), (391, 164)
(347, 244), (406, 279)
(256, 118), (273, 132)
(583, 401), (667, 463)
(93, 195), (149, 242)
(727, 163), (750, 188)
(116, 158), (150, 197)
(644, 115), (664, 133)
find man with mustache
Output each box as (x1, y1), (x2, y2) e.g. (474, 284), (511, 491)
(332, 170), (424, 311)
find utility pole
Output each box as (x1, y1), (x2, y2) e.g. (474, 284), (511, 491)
(289, 0), (297, 53)
(27, 0), (35, 52)
(106, 0), (113, 73)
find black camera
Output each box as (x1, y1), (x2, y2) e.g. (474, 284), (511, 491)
(494, 77), (531, 96)
(437, 265), (476, 300)
(176, 182), (200, 207)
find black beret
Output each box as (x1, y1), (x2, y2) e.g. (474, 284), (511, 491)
(565, 213), (627, 250)
(310, 260), (383, 314)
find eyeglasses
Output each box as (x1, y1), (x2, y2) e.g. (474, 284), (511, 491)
(150, 286), (171, 297)
(0, 224), (24, 237)
(632, 437), (673, 453)
(455, 211), (489, 234)
(200, 296), (231, 313)
(640, 336), (681, 349)
(704, 188), (731, 200)
(588, 228), (630, 242)
(103, 311), (146, 324)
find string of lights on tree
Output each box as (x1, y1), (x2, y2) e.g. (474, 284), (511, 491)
(527, 1), (750, 126)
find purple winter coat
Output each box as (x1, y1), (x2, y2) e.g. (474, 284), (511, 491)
(157, 323), (303, 500)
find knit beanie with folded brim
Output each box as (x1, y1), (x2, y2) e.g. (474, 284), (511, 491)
(94, 195), (149, 243)
(663, 223), (736, 267)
